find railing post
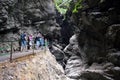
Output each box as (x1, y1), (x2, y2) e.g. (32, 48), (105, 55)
(10, 41), (13, 62)
(44, 39), (48, 53)
(33, 43), (35, 55)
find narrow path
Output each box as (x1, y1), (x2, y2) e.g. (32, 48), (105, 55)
(0, 49), (47, 62)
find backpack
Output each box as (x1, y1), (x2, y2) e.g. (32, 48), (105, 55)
(21, 34), (26, 40)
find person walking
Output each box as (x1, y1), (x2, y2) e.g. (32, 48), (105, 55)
(20, 32), (27, 51)
(28, 34), (33, 50)
(35, 32), (41, 49)
(40, 35), (44, 50)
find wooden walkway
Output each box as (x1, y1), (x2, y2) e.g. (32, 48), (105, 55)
(0, 49), (47, 63)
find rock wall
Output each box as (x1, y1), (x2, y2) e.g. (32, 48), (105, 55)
(0, 0), (61, 52)
(63, 0), (120, 80)
(0, 0), (56, 33)
(0, 50), (70, 80)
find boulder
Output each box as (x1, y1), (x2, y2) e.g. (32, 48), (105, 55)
(107, 52), (120, 66)
(49, 44), (66, 67)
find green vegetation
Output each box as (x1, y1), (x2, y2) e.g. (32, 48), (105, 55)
(54, 0), (83, 14)
(72, 0), (83, 13)
(54, 0), (72, 14)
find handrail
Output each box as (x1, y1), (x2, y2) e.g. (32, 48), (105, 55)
(0, 46), (10, 51)
(0, 39), (48, 63)
(0, 40), (26, 62)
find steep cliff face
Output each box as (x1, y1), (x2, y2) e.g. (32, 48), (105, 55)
(70, 0), (120, 65)
(63, 0), (120, 80)
(0, 0), (56, 32)
(0, 50), (70, 80)
(0, 0), (62, 41)
(0, 0), (61, 51)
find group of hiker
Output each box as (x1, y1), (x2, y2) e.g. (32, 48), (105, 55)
(20, 32), (47, 51)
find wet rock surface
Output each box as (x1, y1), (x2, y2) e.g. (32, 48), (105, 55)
(49, 43), (66, 68)
(64, 34), (120, 80)
(63, 0), (120, 80)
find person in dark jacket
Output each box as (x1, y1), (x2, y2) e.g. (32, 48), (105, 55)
(20, 32), (27, 51)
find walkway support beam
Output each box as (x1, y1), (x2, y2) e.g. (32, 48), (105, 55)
(10, 42), (13, 62)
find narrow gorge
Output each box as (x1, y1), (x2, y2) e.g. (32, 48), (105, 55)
(0, 0), (120, 80)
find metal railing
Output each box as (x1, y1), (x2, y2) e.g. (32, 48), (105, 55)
(0, 40), (48, 63)
(0, 40), (20, 62)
